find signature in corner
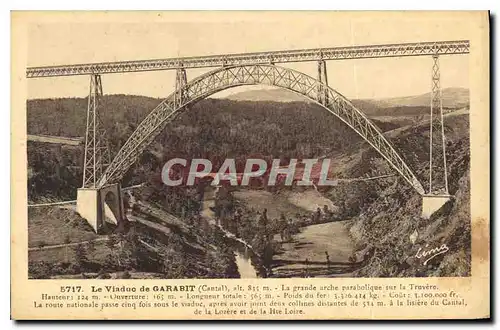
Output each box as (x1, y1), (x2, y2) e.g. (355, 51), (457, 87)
(415, 244), (449, 265)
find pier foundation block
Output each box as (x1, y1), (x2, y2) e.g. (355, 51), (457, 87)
(421, 194), (451, 219)
(77, 183), (124, 233)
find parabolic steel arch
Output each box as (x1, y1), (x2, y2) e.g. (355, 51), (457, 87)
(97, 64), (425, 195)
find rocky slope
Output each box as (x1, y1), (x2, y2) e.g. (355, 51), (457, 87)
(328, 111), (471, 277)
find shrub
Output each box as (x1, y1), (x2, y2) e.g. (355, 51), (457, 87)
(120, 271), (132, 279)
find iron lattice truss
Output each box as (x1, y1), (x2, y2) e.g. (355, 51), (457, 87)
(428, 55), (449, 195)
(97, 64), (425, 194)
(317, 60), (329, 105)
(174, 67), (188, 108)
(82, 74), (111, 188)
(27, 40), (469, 78)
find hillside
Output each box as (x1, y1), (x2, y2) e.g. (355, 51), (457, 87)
(225, 88), (309, 102)
(226, 87), (469, 116)
(372, 87), (469, 109)
(27, 96), (369, 201)
(28, 204), (239, 279)
(324, 110), (470, 277)
(26, 94), (461, 204)
(27, 94), (471, 278)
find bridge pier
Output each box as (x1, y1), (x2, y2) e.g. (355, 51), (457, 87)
(421, 194), (451, 219)
(76, 183), (125, 233)
(420, 54), (451, 219)
(174, 67), (188, 108)
(428, 54), (449, 195)
(78, 73), (122, 233)
(317, 59), (329, 105)
(82, 74), (111, 188)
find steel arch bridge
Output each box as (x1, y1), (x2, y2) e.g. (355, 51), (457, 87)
(97, 64), (425, 195)
(28, 40), (468, 231)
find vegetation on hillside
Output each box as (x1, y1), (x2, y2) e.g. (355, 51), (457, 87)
(330, 113), (471, 277)
(27, 94), (471, 278)
(27, 95), (404, 202)
(28, 204), (239, 279)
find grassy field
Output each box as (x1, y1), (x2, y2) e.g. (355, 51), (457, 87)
(233, 189), (308, 220)
(284, 189), (337, 213)
(28, 206), (99, 248)
(29, 240), (111, 264)
(274, 221), (354, 264)
(28, 206), (116, 269)
(271, 221), (356, 278)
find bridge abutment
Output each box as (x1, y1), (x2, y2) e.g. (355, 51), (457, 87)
(77, 183), (124, 233)
(421, 194), (451, 219)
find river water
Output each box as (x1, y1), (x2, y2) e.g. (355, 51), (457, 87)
(200, 192), (261, 278)
(234, 252), (259, 278)
(232, 220), (356, 278)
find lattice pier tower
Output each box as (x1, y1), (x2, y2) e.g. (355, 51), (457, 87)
(77, 74), (124, 233)
(421, 55), (452, 218)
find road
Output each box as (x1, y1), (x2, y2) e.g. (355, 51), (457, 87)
(27, 134), (83, 146)
(28, 237), (109, 251)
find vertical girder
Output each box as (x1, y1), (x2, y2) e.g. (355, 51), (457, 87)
(317, 60), (329, 105)
(174, 67), (188, 108)
(428, 55), (449, 195)
(82, 74), (111, 188)
(97, 64), (425, 195)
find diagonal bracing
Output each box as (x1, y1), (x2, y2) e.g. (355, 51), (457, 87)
(82, 74), (111, 188)
(27, 40), (469, 78)
(97, 64), (425, 195)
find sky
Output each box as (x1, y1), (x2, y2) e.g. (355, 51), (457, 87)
(25, 11), (470, 101)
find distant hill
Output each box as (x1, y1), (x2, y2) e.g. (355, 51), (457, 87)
(226, 87), (469, 109)
(368, 87), (469, 109)
(225, 88), (310, 103)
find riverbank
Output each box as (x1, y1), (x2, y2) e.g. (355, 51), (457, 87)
(202, 187), (362, 278)
(201, 189), (264, 278)
(270, 220), (359, 278)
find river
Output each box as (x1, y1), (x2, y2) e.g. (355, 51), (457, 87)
(234, 252), (259, 278)
(201, 188), (357, 278)
(200, 190), (261, 278)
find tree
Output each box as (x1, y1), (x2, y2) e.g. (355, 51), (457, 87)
(262, 241), (275, 274)
(103, 253), (118, 271)
(312, 207), (322, 224)
(86, 240), (96, 258)
(120, 270), (132, 279)
(106, 235), (117, 250)
(159, 246), (187, 279)
(29, 261), (52, 279)
(258, 209), (269, 229)
(73, 244), (88, 269)
(278, 213), (288, 241)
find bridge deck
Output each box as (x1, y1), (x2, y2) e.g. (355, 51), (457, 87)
(26, 40), (469, 78)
